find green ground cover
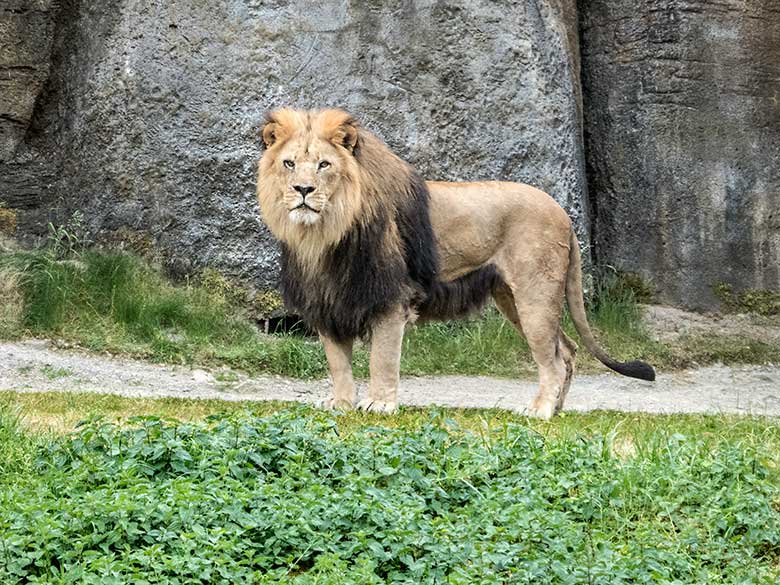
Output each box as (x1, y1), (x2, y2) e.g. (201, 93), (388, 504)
(0, 403), (777, 583)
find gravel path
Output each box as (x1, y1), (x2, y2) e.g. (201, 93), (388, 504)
(2, 340), (779, 416)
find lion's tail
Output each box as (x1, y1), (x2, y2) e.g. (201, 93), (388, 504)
(565, 231), (655, 382)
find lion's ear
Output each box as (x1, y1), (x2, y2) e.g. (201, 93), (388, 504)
(329, 119), (358, 153)
(261, 121), (279, 149)
(338, 123), (358, 153)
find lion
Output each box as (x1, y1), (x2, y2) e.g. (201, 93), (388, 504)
(256, 108), (655, 419)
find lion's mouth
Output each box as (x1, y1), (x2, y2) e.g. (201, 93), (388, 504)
(291, 202), (320, 213)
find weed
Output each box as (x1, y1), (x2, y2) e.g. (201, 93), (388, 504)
(40, 365), (72, 380)
(45, 210), (90, 259)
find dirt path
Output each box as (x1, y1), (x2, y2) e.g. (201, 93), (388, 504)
(2, 339), (779, 416)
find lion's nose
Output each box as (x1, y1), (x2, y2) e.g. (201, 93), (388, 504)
(293, 185), (315, 197)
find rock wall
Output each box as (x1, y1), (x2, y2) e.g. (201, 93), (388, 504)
(580, 0), (780, 308)
(0, 0), (57, 240)
(3, 0), (778, 309)
(0, 0), (587, 291)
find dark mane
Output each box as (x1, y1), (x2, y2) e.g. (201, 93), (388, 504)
(280, 170), (436, 341)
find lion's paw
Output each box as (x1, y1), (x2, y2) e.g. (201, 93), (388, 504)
(319, 397), (355, 411)
(356, 398), (398, 414)
(525, 399), (556, 420)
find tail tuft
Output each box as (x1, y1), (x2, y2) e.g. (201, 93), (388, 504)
(610, 360), (656, 381)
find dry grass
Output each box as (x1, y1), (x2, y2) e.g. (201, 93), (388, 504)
(0, 266), (24, 337)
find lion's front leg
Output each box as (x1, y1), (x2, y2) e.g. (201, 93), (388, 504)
(358, 305), (407, 414)
(319, 334), (356, 410)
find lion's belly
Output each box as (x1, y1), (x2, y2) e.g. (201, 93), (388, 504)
(427, 180), (570, 282)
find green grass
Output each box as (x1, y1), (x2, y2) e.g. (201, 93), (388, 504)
(40, 365), (72, 380)
(1, 248), (779, 380)
(1, 249), (329, 378)
(0, 400), (777, 583)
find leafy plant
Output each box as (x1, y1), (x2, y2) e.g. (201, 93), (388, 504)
(0, 409), (777, 583)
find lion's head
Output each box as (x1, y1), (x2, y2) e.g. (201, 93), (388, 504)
(257, 108), (374, 254)
(257, 108), (421, 265)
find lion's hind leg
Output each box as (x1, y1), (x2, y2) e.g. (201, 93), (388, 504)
(495, 278), (570, 420)
(556, 329), (577, 413)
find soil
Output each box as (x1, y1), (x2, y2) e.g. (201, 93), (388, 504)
(643, 304), (780, 344)
(2, 305), (779, 416)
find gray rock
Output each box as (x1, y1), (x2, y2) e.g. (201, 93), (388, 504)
(0, 0), (57, 162)
(580, 0), (780, 309)
(0, 0), (588, 293)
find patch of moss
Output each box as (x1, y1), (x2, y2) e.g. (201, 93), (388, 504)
(0, 204), (17, 236)
(198, 268), (247, 308)
(715, 283), (780, 316)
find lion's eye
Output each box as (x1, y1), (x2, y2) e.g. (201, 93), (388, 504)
(318, 161), (331, 170)
(283, 160), (295, 170)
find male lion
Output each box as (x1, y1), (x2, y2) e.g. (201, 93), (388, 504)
(256, 108), (654, 419)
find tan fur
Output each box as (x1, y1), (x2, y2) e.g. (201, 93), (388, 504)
(320, 334), (356, 409)
(357, 305), (407, 413)
(429, 181), (579, 418)
(257, 109), (631, 419)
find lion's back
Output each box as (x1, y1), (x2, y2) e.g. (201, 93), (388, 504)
(425, 181), (572, 281)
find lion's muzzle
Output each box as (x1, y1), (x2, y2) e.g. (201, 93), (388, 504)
(293, 184), (315, 196)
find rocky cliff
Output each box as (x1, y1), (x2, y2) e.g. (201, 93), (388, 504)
(0, 0), (586, 291)
(580, 0), (780, 308)
(1, 0), (778, 309)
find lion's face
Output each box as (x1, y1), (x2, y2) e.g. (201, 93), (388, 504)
(271, 134), (348, 226)
(257, 109), (362, 250)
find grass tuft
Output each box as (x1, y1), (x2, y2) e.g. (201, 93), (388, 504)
(0, 266), (24, 337)
(0, 404), (44, 477)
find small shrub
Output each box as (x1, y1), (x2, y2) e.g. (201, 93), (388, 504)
(198, 267), (247, 308)
(617, 271), (654, 303)
(253, 288), (285, 316)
